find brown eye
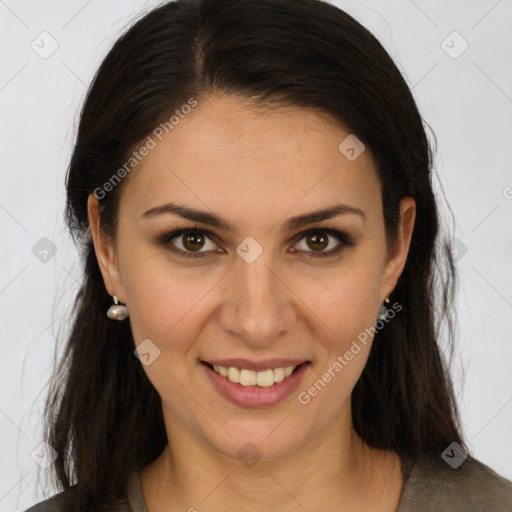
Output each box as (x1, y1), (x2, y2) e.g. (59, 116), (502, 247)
(305, 232), (329, 252)
(182, 231), (206, 252)
(293, 229), (353, 258)
(161, 229), (219, 257)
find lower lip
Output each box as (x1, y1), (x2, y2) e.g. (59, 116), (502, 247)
(201, 362), (310, 408)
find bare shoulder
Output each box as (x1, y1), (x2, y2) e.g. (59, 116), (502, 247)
(398, 455), (512, 511)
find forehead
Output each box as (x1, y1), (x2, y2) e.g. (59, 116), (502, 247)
(119, 95), (381, 227)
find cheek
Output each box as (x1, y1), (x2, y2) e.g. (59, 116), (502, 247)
(125, 271), (214, 350)
(296, 254), (383, 341)
(118, 244), (212, 347)
(290, 253), (383, 402)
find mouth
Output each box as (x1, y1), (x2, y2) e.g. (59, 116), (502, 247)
(200, 359), (311, 408)
(202, 361), (304, 387)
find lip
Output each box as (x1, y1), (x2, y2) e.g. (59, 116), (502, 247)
(201, 360), (311, 408)
(203, 358), (307, 372)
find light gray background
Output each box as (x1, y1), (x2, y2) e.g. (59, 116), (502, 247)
(1, 0), (511, 510)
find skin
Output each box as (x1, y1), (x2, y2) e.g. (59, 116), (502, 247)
(88, 95), (416, 511)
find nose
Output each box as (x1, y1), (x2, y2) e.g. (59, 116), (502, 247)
(217, 251), (297, 347)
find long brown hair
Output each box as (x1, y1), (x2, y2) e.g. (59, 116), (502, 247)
(44, 0), (466, 508)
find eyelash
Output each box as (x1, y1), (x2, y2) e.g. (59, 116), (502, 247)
(157, 226), (355, 259)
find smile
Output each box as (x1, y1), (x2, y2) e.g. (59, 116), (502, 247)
(200, 360), (311, 408)
(207, 363), (298, 387)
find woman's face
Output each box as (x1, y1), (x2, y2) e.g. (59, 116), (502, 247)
(90, 95), (415, 462)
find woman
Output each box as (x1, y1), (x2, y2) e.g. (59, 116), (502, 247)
(26, 0), (512, 510)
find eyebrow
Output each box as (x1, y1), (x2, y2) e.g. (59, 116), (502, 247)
(141, 201), (366, 230)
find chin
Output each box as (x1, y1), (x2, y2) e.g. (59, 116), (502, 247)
(200, 415), (313, 466)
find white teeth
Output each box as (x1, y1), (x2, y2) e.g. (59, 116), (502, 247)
(239, 369), (257, 386)
(256, 369), (275, 388)
(227, 367), (240, 383)
(273, 367), (284, 383)
(284, 365), (295, 377)
(210, 363), (300, 387)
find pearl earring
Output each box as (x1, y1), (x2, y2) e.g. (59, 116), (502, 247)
(377, 297), (390, 321)
(106, 294), (129, 321)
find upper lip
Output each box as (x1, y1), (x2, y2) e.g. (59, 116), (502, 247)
(202, 358), (309, 371)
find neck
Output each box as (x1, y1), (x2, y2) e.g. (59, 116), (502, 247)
(141, 408), (404, 512)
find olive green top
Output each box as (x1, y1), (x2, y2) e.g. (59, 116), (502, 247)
(24, 455), (512, 511)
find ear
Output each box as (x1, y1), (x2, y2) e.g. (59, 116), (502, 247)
(87, 194), (126, 302)
(379, 196), (416, 302)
